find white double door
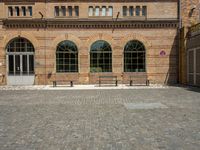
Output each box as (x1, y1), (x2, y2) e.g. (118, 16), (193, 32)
(7, 53), (35, 85)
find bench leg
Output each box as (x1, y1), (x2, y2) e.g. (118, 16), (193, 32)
(70, 81), (73, 87)
(130, 80), (133, 86)
(53, 81), (56, 87)
(146, 80), (150, 86)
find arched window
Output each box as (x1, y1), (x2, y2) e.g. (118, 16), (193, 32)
(56, 40), (78, 73)
(7, 37), (35, 52)
(90, 40), (112, 72)
(124, 40), (146, 72)
(6, 37), (35, 75)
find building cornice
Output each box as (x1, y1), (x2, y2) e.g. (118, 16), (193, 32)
(2, 19), (178, 29)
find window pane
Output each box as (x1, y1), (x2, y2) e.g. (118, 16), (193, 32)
(61, 6), (66, 16)
(8, 55), (14, 75)
(29, 55), (34, 74)
(102, 6), (106, 16)
(136, 6), (140, 16)
(28, 6), (32, 16)
(68, 6), (72, 16)
(142, 6), (147, 16)
(89, 6), (93, 16)
(129, 6), (133, 16)
(95, 7), (100, 16)
(22, 55), (28, 75)
(8, 7), (13, 17)
(15, 7), (20, 16)
(22, 7), (26, 16)
(123, 6), (127, 16)
(55, 6), (59, 16)
(108, 6), (113, 16)
(75, 6), (79, 16)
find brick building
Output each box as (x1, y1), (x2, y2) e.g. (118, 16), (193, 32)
(179, 0), (200, 86)
(0, 0), (179, 85)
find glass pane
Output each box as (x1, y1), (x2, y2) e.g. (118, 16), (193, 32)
(61, 6), (66, 16)
(15, 55), (20, 75)
(123, 6), (127, 16)
(75, 6), (79, 16)
(136, 6), (140, 16)
(22, 55), (28, 75)
(189, 51), (194, 73)
(142, 6), (147, 16)
(8, 55), (14, 75)
(129, 6), (133, 16)
(108, 7), (113, 16)
(89, 7), (93, 16)
(29, 55), (34, 74)
(28, 6), (32, 16)
(95, 7), (100, 16)
(102, 7), (106, 16)
(68, 6), (72, 16)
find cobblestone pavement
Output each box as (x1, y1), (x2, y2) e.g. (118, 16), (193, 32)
(0, 87), (200, 150)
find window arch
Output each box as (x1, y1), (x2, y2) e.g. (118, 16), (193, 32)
(124, 40), (146, 72)
(6, 37), (35, 75)
(7, 37), (35, 52)
(90, 40), (112, 72)
(56, 40), (78, 72)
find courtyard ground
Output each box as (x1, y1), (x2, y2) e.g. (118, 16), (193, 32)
(0, 86), (200, 150)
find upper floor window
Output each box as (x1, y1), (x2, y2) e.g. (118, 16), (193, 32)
(54, 6), (78, 17)
(108, 6), (113, 16)
(28, 6), (32, 16)
(122, 5), (146, 17)
(68, 6), (73, 16)
(89, 6), (93, 16)
(75, 6), (79, 17)
(95, 6), (100, 16)
(88, 6), (113, 17)
(8, 6), (32, 17)
(55, 6), (59, 16)
(22, 7), (26, 16)
(136, 6), (140, 16)
(102, 6), (106, 16)
(8, 7), (13, 17)
(61, 6), (66, 16)
(129, 6), (134, 16)
(15, 7), (20, 16)
(142, 6), (147, 16)
(123, 6), (127, 16)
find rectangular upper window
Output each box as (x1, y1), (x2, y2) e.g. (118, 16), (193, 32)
(55, 6), (59, 16)
(61, 6), (66, 16)
(28, 6), (32, 16)
(75, 6), (79, 17)
(95, 6), (100, 16)
(88, 6), (113, 17)
(123, 6), (127, 16)
(68, 6), (73, 16)
(136, 6), (140, 16)
(108, 6), (113, 16)
(15, 7), (20, 16)
(142, 6), (147, 16)
(22, 6), (26, 16)
(8, 7), (13, 17)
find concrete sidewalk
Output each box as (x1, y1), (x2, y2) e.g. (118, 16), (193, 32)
(0, 84), (169, 90)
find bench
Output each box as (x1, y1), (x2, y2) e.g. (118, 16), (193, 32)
(129, 75), (149, 86)
(53, 80), (73, 87)
(99, 76), (118, 86)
